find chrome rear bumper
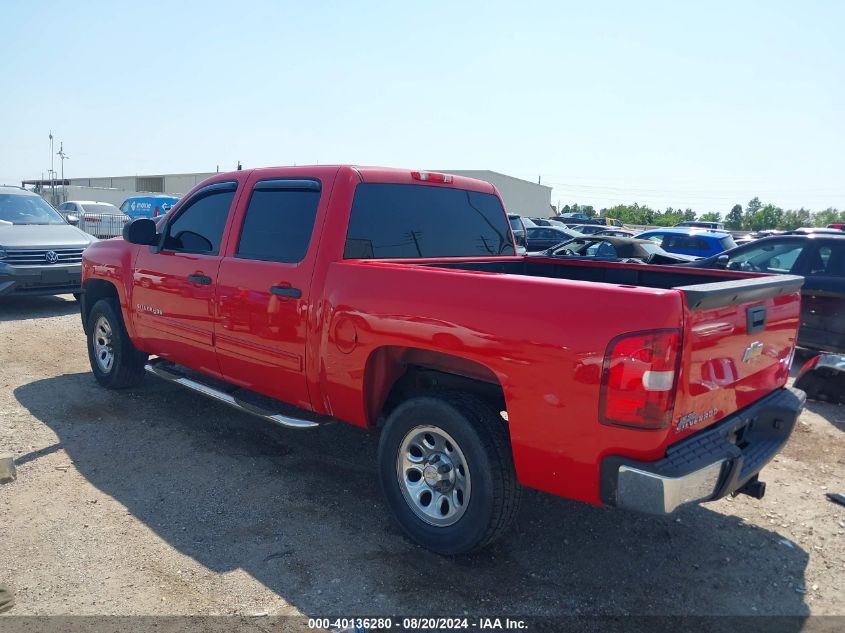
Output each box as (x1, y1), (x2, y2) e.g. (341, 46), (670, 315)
(616, 460), (726, 514)
(601, 387), (805, 514)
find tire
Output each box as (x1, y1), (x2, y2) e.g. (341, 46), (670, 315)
(86, 299), (147, 389)
(378, 391), (520, 555)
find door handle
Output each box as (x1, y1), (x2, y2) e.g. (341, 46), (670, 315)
(270, 286), (302, 299)
(187, 274), (212, 285)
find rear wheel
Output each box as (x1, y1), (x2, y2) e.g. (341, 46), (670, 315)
(86, 299), (147, 389)
(378, 391), (520, 555)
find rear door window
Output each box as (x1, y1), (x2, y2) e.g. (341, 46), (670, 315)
(345, 184), (514, 258)
(236, 180), (321, 263)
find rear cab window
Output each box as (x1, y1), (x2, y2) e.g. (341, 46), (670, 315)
(344, 184), (514, 258)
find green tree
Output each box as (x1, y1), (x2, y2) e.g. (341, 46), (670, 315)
(680, 208), (697, 222)
(725, 204), (744, 230)
(746, 203), (784, 231)
(780, 208), (812, 230)
(604, 202), (656, 226)
(813, 207), (844, 227)
(699, 212), (722, 223)
(743, 197), (762, 229)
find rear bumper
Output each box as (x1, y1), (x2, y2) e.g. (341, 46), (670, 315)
(0, 263), (82, 297)
(600, 387), (806, 514)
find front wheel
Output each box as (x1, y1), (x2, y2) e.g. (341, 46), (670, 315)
(378, 391), (520, 555)
(86, 299), (147, 389)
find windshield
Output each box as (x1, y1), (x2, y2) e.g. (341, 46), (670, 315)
(82, 203), (121, 214)
(0, 193), (67, 225)
(639, 243), (664, 255)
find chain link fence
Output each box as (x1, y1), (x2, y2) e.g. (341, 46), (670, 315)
(61, 212), (130, 239)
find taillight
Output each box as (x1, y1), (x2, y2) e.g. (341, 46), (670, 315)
(411, 171), (454, 184)
(599, 329), (681, 430)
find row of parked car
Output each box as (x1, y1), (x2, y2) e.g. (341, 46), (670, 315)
(56, 195), (181, 238)
(508, 213), (845, 354)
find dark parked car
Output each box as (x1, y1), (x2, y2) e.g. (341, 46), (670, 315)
(538, 236), (697, 265)
(525, 226), (583, 252)
(684, 234), (845, 353)
(636, 228), (736, 258)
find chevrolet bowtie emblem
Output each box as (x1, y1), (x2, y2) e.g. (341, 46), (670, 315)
(742, 341), (764, 363)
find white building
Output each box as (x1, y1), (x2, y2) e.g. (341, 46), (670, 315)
(436, 170), (552, 218)
(25, 168), (552, 217)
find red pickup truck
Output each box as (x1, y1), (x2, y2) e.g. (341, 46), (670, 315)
(80, 166), (806, 555)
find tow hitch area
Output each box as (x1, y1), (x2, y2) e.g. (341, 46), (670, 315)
(734, 476), (766, 500)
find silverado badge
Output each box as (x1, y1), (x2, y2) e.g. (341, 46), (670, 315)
(676, 408), (718, 432)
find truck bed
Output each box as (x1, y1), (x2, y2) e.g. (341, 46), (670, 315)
(324, 254), (802, 503)
(418, 255), (758, 290)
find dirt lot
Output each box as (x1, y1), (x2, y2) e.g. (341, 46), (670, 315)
(1, 295), (844, 620)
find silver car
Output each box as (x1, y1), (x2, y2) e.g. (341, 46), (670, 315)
(58, 200), (131, 239)
(0, 186), (97, 299)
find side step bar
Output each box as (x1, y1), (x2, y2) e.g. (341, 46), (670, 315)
(144, 359), (320, 429)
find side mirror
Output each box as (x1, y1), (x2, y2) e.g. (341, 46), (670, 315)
(123, 218), (158, 245)
(716, 254), (729, 269)
(66, 214), (79, 226)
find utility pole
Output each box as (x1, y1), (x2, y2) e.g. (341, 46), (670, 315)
(406, 231), (423, 257)
(57, 142), (69, 203)
(49, 131), (55, 205)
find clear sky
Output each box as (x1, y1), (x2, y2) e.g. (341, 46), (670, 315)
(1, 0), (842, 214)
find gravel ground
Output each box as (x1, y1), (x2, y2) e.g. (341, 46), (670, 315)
(1, 295), (844, 619)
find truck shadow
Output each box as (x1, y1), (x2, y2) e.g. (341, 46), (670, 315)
(14, 373), (811, 620)
(0, 295), (79, 322)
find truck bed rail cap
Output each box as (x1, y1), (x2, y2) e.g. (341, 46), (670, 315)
(677, 274), (804, 310)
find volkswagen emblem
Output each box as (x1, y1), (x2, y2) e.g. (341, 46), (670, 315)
(44, 250), (59, 264)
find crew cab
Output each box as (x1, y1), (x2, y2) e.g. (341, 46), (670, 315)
(79, 166), (806, 555)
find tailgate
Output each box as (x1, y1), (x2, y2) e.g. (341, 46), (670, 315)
(672, 274), (804, 440)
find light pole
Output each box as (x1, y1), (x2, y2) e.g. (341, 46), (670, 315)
(57, 142), (69, 203)
(49, 131), (55, 205)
